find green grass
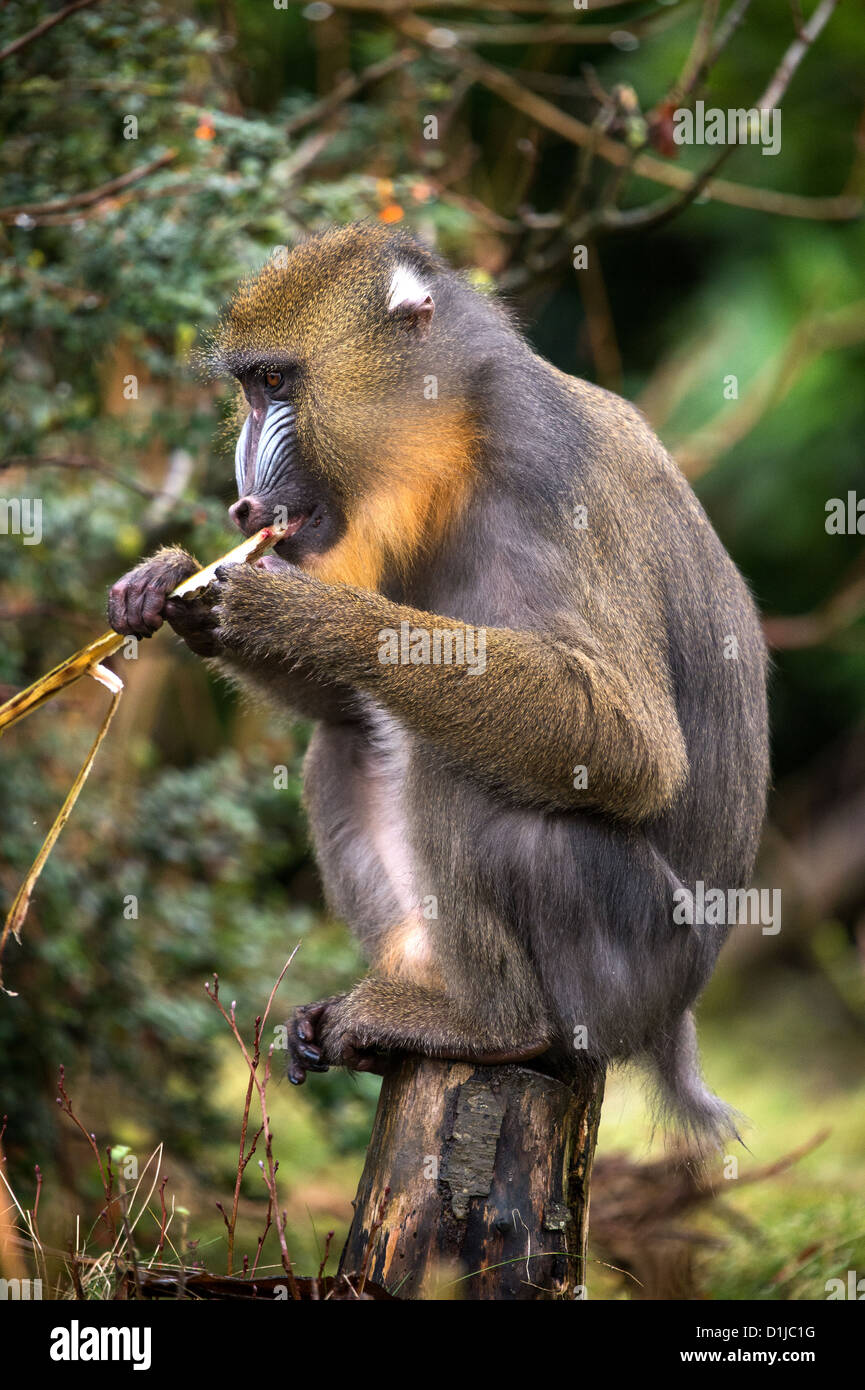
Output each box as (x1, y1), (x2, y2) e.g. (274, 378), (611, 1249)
(591, 957), (865, 1300)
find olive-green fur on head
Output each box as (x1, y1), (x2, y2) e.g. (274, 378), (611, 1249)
(208, 223), (465, 503)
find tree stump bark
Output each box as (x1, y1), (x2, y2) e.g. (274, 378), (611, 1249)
(339, 1057), (605, 1300)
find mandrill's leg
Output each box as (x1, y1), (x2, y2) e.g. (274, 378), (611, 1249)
(286, 977), (552, 1085)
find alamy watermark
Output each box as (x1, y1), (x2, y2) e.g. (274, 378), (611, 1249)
(673, 880), (781, 935)
(378, 620), (487, 675)
(673, 101), (781, 157)
(0, 496), (42, 544)
(825, 491), (865, 534)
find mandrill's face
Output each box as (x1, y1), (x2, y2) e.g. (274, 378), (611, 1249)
(228, 359), (345, 568)
(209, 223), (475, 591)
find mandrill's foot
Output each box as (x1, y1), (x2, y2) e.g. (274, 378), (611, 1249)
(286, 997), (389, 1085)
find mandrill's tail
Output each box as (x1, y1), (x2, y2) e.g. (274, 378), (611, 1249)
(649, 1009), (743, 1154)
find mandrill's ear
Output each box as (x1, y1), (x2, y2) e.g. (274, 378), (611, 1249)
(387, 265), (435, 342)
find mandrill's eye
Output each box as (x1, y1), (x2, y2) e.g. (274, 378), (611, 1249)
(264, 370), (284, 391)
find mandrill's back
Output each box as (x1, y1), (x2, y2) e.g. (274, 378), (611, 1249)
(492, 357), (769, 886)
(418, 347), (769, 1092)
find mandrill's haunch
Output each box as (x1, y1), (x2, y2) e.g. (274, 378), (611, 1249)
(108, 222), (768, 1148)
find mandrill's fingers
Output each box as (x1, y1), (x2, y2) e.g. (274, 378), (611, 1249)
(106, 578), (132, 636)
(108, 549), (199, 640)
(287, 1000), (336, 1084)
(115, 571), (168, 639)
(140, 581), (169, 634)
(163, 592), (222, 658)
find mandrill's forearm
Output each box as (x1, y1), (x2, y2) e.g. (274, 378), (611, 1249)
(208, 649), (361, 725)
(105, 545), (359, 724)
(216, 564), (687, 821)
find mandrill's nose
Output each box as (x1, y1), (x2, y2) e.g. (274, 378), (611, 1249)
(229, 496), (267, 534)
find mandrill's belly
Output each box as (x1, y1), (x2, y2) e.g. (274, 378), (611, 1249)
(302, 704), (440, 981)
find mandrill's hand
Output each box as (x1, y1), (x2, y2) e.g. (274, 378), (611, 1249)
(286, 996), (389, 1085)
(206, 556), (324, 662)
(107, 547), (222, 658)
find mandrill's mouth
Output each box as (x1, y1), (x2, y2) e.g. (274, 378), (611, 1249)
(264, 504), (326, 563)
(278, 510), (313, 541)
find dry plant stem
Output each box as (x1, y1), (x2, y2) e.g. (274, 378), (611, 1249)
(0, 523), (287, 738)
(317, 1229), (335, 1284)
(0, 663), (122, 989)
(56, 1066), (116, 1241)
(156, 1178), (169, 1259)
(224, 953), (298, 1273)
(0, 1120), (49, 1288)
(0, 524), (288, 988)
(205, 958), (299, 1295)
(114, 1168), (143, 1300)
(224, 1016), (265, 1276)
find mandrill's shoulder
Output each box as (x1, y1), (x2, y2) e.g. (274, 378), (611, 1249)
(541, 359), (687, 496)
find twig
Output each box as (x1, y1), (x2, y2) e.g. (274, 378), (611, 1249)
(205, 958), (300, 1295)
(758, 0), (839, 110)
(225, 1010), (264, 1276)
(56, 1066), (116, 1240)
(0, 151), (177, 223)
(285, 47), (417, 136)
(285, 0), (635, 11)
(410, 13), (687, 46)
(576, 241), (622, 391)
(155, 1177), (169, 1260)
(0, 454), (188, 502)
(0, 0), (100, 63)
(597, 142), (736, 234)
(674, 299), (865, 478)
(395, 14), (861, 221)
(317, 1229), (335, 1283)
(705, 0), (754, 71)
(671, 0), (721, 102)
(763, 568), (865, 651)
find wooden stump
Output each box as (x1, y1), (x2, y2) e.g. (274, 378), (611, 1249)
(339, 1057), (605, 1300)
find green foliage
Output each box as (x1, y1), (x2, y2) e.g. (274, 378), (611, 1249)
(0, 0), (863, 1293)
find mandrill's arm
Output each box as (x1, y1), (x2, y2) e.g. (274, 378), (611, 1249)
(211, 561), (688, 822)
(106, 546), (360, 724)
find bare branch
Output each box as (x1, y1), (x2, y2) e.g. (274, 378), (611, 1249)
(285, 47), (417, 136)
(0, 151), (177, 223)
(674, 300), (865, 478)
(673, 0), (721, 102)
(0, 0), (100, 64)
(763, 567), (865, 651)
(406, 12), (687, 46)
(395, 17), (860, 221)
(0, 455), (179, 502)
(758, 0), (839, 110)
(705, 0), (754, 70)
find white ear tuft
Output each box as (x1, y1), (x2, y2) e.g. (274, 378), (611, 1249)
(387, 264), (435, 339)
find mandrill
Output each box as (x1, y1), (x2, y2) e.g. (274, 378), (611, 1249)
(108, 222), (768, 1146)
